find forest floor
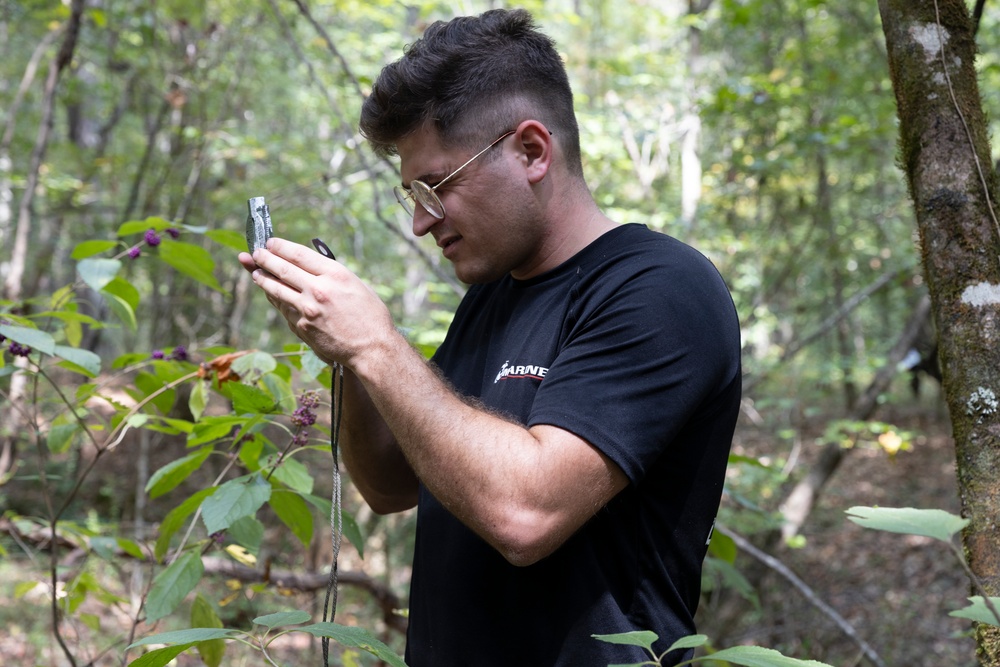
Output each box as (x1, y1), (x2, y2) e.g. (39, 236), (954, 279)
(703, 394), (978, 667)
(0, 390), (982, 666)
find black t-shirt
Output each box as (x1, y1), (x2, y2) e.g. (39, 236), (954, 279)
(406, 224), (741, 667)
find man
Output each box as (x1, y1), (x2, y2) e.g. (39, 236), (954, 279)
(240, 8), (740, 666)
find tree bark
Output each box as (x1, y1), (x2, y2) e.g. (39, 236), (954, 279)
(879, 1), (1000, 663)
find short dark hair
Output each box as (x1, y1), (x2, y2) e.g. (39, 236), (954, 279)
(360, 8), (583, 176)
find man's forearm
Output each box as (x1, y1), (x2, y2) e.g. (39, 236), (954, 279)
(339, 367), (419, 514)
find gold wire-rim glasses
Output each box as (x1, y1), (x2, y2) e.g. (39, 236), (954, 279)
(393, 129), (517, 219)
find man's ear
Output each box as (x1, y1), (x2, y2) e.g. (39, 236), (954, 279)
(515, 120), (553, 185)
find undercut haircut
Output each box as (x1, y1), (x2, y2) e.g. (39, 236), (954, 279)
(359, 8), (584, 177)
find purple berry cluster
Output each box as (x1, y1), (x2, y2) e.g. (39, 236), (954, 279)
(289, 391), (322, 447)
(128, 227), (180, 259)
(150, 345), (189, 362)
(1, 322), (30, 357)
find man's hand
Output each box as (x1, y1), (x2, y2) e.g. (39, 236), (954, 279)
(237, 237), (395, 368)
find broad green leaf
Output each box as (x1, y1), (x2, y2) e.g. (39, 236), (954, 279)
(127, 644), (194, 667)
(253, 610), (311, 629)
(705, 645), (835, 666)
(71, 239), (118, 259)
(708, 529), (737, 564)
(845, 506), (968, 542)
(53, 345), (102, 377)
(103, 292), (138, 330)
(592, 630), (659, 650)
(231, 351), (278, 379)
(155, 488), (218, 561)
(297, 623), (407, 667)
(201, 474), (271, 534)
(0, 323), (56, 354)
(267, 456), (314, 494)
(134, 371), (175, 415)
(188, 417), (243, 447)
(128, 628), (235, 648)
(269, 490), (314, 546)
(145, 551), (204, 622)
(47, 422), (81, 455)
(302, 493), (364, 557)
(118, 216), (174, 236)
(301, 349), (329, 381)
(227, 515), (264, 556)
(146, 446), (213, 499)
(78, 258), (122, 291)
(118, 538), (146, 560)
(665, 633), (709, 653)
(206, 228), (247, 251)
(227, 382), (280, 414)
(189, 380), (208, 421)
(191, 594), (226, 667)
(158, 240), (226, 293)
(263, 372), (296, 412)
(104, 276), (141, 310)
(950, 596), (1000, 626)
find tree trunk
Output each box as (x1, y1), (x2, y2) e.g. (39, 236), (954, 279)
(879, 1), (1000, 664)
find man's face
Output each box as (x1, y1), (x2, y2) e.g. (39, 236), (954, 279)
(396, 125), (545, 284)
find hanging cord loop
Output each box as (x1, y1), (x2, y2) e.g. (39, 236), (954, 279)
(321, 363), (345, 667)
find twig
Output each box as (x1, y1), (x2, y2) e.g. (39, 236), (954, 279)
(716, 524), (887, 667)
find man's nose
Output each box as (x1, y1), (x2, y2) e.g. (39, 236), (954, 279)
(411, 205), (439, 237)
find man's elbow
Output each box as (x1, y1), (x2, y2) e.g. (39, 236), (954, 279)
(492, 511), (566, 567)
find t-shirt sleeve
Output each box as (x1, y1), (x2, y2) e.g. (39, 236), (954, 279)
(526, 249), (740, 484)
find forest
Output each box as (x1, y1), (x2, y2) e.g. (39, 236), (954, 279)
(2, 0), (1000, 665)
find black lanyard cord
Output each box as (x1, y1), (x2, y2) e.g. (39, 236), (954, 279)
(321, 363), (345, 667)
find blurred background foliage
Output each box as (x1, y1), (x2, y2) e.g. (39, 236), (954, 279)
(2, 0), (999, 665)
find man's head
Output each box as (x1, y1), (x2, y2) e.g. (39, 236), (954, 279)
(360, 8), (583, 179)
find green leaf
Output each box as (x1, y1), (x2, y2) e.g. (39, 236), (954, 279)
(158, 240), (226, 293)
(302, 493), (364, 557)
(103, 277), (141, 330)
(145, 551), (204, 622)
(269, 490), (314, 546)
(592, 630), (659, 651)
(263, 372), (296, 413)
(129, 628), (235, 648)
(71, 239), (119, 259)
(155, 488), (218, 562)
(188, 417), (243, 447)
(118, 538), (146, 560)
(206, 228), (247, 251)
(845, 506), (968, 542)
(118, 216), (174, 236)
(268, 456), (314, 494)
(227, 382), (280, 414)
(297, 622), (407, 667)
(201, 474), (272, 534)
(301, 350), (329, 381)
(227, 515), (264, 556)
(950, 596), (1000, 626)
(47, 422), (81, 455)
(146, 446), (213, 499)
(78, 258), (122, 291)
(665, 633), (709, 653)
(231, 351), (277, 380)
(191, 594), (226, 667)
(0, 323), (56, 354)
(705, 645), (835, 666)
(253, 610), (311, 629)
(53, 345), (102, 377)
(708, 528), (737, 564)
(189, 380), (208, 421)
(127, 644), (194, 667)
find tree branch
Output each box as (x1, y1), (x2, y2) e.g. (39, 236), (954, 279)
(717, 524), (887, 667)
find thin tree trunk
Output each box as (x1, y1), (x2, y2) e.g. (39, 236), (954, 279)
(879, 1), (1000, 663)
(3, 1), (85, 303)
